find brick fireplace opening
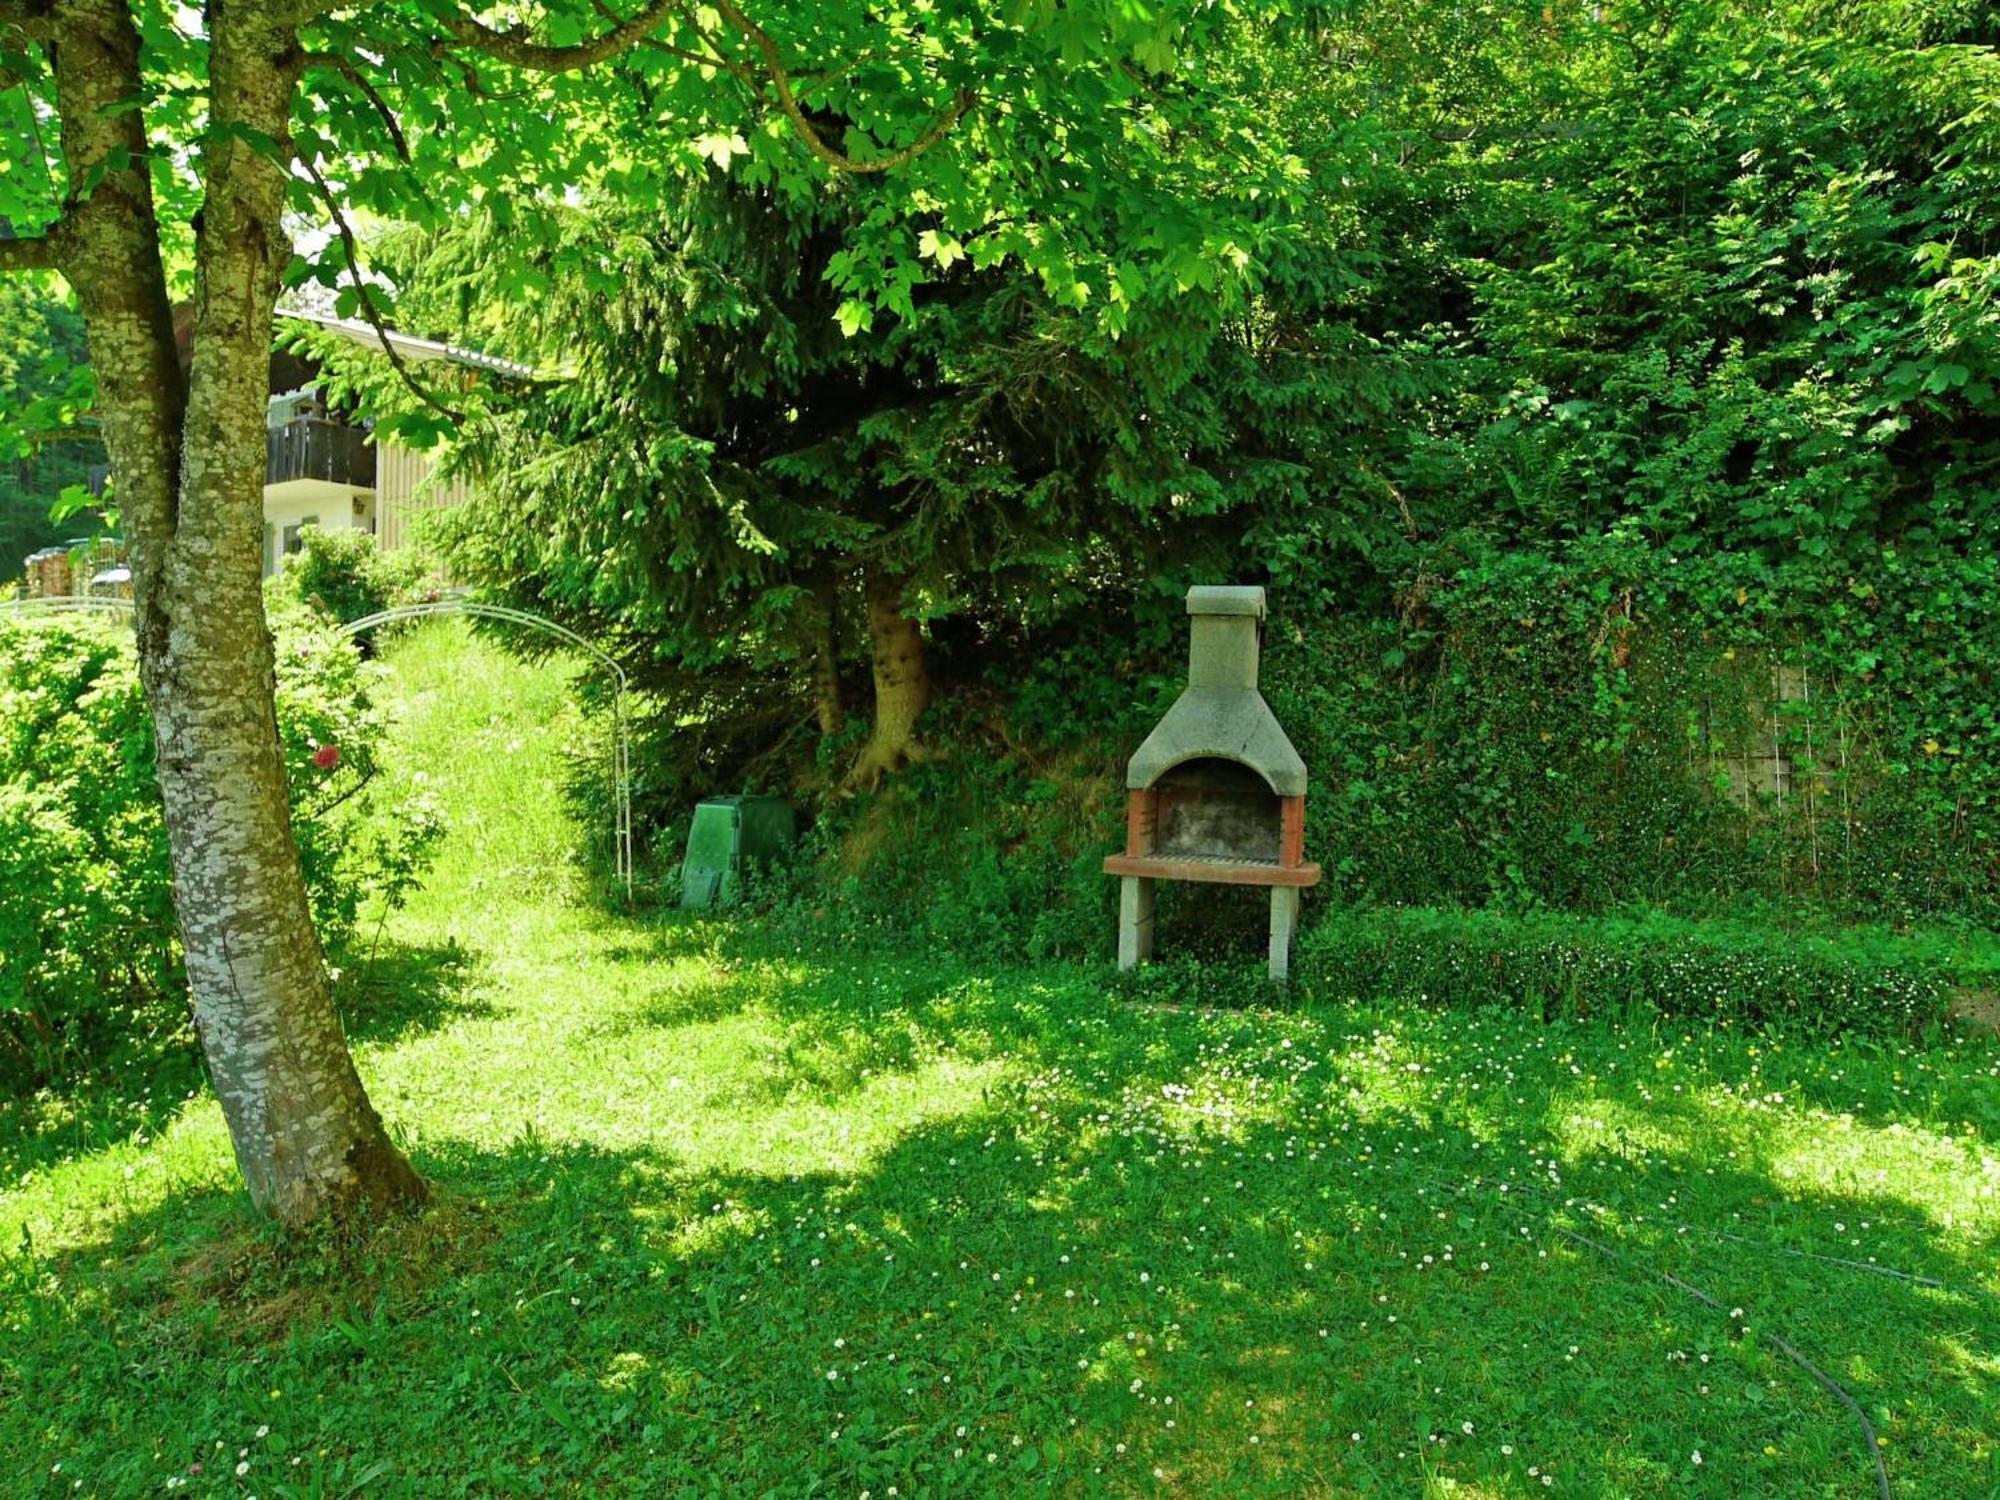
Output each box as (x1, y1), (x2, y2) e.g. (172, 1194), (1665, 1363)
(1153, 757), (1283, 862)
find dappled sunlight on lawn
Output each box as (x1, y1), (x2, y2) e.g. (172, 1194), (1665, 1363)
(7, 624), (1998, 1497)
(1763, 1122), (1999, 1241)
(10, 882), (1999, 1496)
(1546, 1083), (2000, 1248)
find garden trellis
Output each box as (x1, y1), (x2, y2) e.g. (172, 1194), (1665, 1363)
(1, 593), (634, 894)
(338, 600), (632, 895)
(0, 594), (137, 621)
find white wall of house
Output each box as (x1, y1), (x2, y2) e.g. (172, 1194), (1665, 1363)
(261, 482), (374, 576)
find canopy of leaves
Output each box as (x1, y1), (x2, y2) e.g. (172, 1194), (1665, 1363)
(345, 107), (1377, 646)
(2, 0), (1321, 434)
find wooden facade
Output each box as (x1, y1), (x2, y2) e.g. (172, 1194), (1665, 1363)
(375, 439), (475, 554)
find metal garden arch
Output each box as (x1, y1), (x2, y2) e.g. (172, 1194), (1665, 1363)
(1, 592), (634, 894)
(0, 593), (138, 621)
(338, 600), (633, 894)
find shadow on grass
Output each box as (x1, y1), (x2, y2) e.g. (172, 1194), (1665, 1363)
(619, 908), (2000, 1142)
(6, 918), (1996, 1496)
(0, 938), (488, 1189)
(0, 1035), (201, 1189)
(7, 1073), (1994, 1496)
(334, 936), (494, 1046)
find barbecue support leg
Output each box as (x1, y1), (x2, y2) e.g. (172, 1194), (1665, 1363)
(1268, 886), (1299, 981)
(1118, 876), (1155, 970)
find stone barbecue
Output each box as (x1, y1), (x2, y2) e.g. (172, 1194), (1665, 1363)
(1104, 585), (1320, 978)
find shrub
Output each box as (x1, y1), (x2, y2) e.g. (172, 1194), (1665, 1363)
(1289, 906), (1965, 1036)
(0, 611), (441, 1086)
(751, 732), (1122, 964)
(271, 525), (429, 627)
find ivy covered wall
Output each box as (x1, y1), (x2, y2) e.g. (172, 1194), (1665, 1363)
(1266, 541), (1999, 926)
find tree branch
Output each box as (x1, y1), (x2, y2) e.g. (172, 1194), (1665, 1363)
(0, 228), (62, 272)
(297, 156), (465, 424)
(661, 0), (750, 77)
(425, 46), (516, 102)
(14, 421), (101, 445)
(303, 51), (410, 162)
(712, 0), (972, 174)
(424, 0), (969, 171)
(439, 0), (678, 73)
(299, 762), (377, 822)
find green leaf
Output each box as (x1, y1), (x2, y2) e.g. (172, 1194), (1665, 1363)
(49, 482), (98, 522)
(917, 229), (965, 270)
(693, 132), (751, 170)
(835, 299), (872, 338)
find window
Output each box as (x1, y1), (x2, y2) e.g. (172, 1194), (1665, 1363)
(279, 516), (319, 564)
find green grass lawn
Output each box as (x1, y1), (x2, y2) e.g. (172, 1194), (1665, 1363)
(4, 621), (1998, 1498)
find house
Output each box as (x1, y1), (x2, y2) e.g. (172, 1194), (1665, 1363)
(257, 311), (530, 575)
(83, 309), (525, 578)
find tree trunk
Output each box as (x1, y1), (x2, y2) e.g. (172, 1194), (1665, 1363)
(41, 0), (424, 1226)
(809, 571), (844, 738)
(847, 566), (929, 789)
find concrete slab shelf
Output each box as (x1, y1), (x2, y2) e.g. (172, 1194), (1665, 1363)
(1102, 854), (1322, 888)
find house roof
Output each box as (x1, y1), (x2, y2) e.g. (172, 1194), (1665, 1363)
(276, 309), (536, 380)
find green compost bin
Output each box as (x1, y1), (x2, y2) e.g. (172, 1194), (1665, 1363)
(679, 795), (797, 908)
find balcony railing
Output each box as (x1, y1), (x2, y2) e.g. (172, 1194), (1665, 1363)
(268, 417), (375, 489)
(88, 417), (375, 497)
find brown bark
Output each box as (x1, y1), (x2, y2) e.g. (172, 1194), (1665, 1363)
(33, 0), (423, 1226)
(847, 565), (929, 789)
(809, 571), (843, 738)
(0, 235), (63, 271)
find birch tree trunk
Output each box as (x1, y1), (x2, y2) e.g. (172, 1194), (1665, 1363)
(35, 0), (424, 1226)
(847, 565), (929, 788)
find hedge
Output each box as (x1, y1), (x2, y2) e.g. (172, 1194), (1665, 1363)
(1287, 906), (1974, 1036)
